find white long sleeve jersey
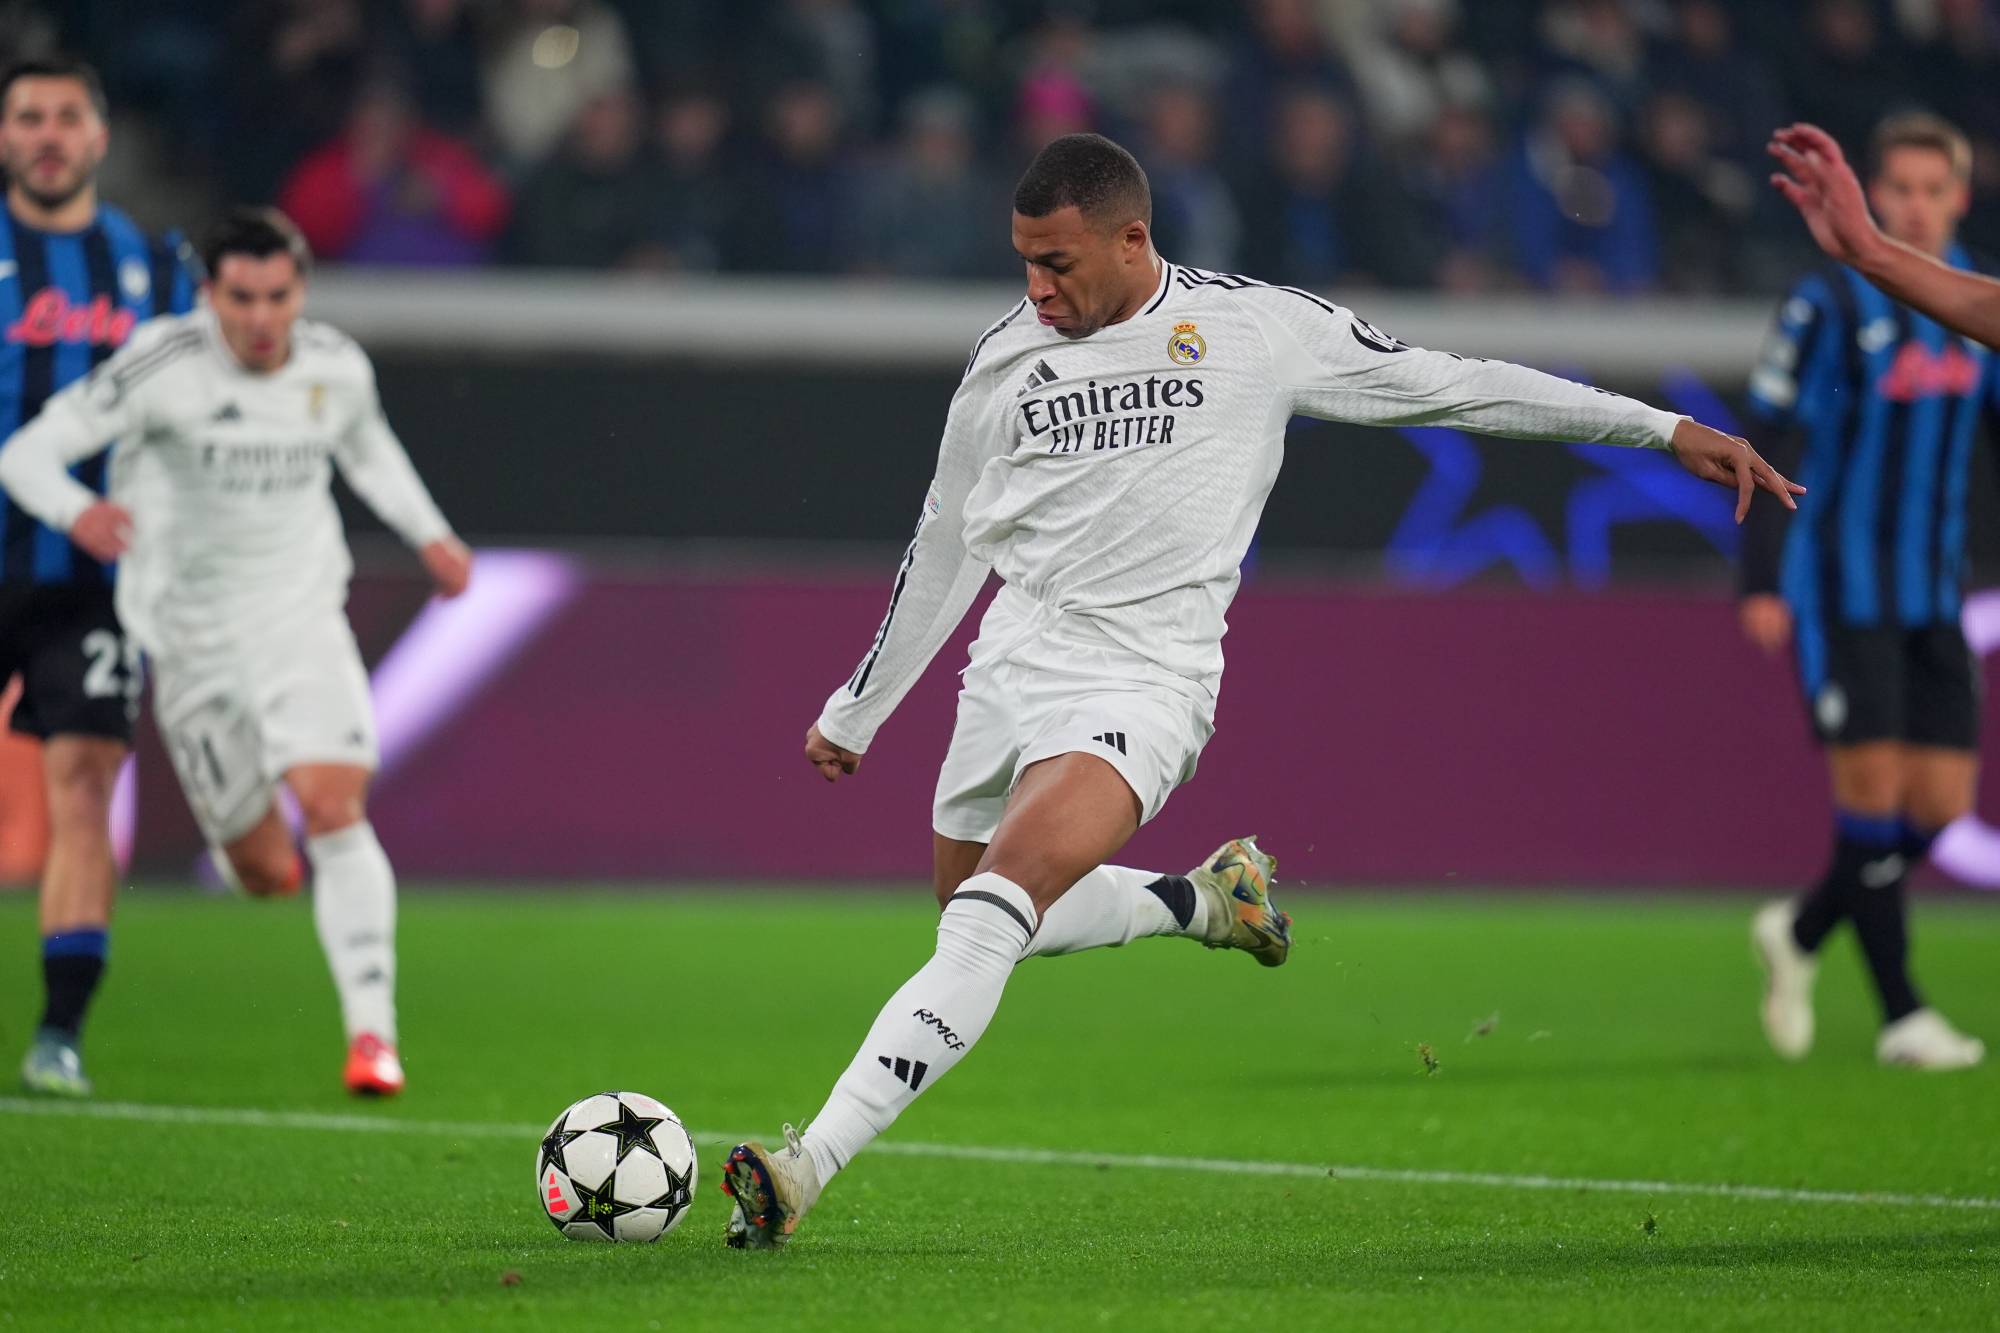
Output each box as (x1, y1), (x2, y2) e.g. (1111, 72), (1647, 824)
(0, 308), (451, 663)
(816, 262), (1687, 754)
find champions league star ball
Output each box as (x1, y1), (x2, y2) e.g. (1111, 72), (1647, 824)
(536, 1091), (698, 1242)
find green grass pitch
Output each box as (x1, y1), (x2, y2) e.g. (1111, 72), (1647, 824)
(1, 887), (1995, 1332)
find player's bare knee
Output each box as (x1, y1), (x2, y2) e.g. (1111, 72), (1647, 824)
(233, 848), (300, 897)
(297, 793), (365, 838)
(1904, 787), (1973, 832)
(1906, 801), (1970, 832)
(1829, 751), (1904, 815)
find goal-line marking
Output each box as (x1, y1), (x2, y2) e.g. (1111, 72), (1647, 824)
(2, 1096), (1993, 1213)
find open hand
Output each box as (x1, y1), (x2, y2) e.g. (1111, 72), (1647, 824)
(1669, 419), (1804, 523)
(805, 724), (861, 783)
(1768, 123), (1881, 268)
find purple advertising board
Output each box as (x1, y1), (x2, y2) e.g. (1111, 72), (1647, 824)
(118, 557), (2000, 890)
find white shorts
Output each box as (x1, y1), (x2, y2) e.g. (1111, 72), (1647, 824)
(152, 613), (378, 845)
(931, 590), (1214, 844)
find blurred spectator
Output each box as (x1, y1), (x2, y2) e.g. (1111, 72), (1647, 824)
(1405, 102), (1508, 293)
(505, 89), (666, 270)
(1223, 0), (1354, 163)
(1236, 85), (1427, 288)
(1903, 0), (2000, 256)
(222, 0), (367, 201)
(1902, 0), (2000, 142)
(758, 0), (880, 133)
(1140, 83), (1241, 272)
(851, 88), (1004, 279)
(1536, 0), (1653, 115)
(91, 0), (229, 163)
(1650, 0), (1785, 168)
(1508, 80), (1658, 293)
(484, 0), (636, 170)
(381, 0), (485, 138)
(278, 81), (510, 266)
(1784, 0), (1911, 154)
(875, 0), (1004, 116)
(0, 1), (56, 69)
(1328, 0), (1493, 150)
(726, 80), (861, 274)
(32, 0), (1979, 289)
(1637, 90), (1755, 292)
(1009, 10), (1101, 158)
(653, 86), (736, 273)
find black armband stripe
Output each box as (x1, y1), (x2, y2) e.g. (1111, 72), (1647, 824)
(849, 523), (921, 697)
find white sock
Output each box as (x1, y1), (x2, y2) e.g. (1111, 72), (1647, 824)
(800, 872), (1035, 1184)
(1025, 864), (1194, 957)
(307, 822), (398, 1044)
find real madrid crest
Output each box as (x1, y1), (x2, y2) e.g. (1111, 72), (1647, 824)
(1168, 321), (1206, 366)
(308, 383), (326, 421)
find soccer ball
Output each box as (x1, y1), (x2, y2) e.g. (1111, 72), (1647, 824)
(536, 1091), (698, 1242)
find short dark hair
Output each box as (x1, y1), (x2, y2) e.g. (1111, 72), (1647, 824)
(0, 57), (109, 121)
(198, 208), (314, 281)
(1013, 133), (1152, 228)
(1870, 110), (1972, 182)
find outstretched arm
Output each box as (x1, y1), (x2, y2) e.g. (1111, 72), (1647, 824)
(810, 366), (1003, 778)
(1245, 293), (1801, 522)
(333, 353), (468, 598)
(1770, 123), (2000, 348)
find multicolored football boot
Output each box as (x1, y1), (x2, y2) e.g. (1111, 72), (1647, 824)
(720, 1125), (823, 1249)
(1190, 836), (1291, 967)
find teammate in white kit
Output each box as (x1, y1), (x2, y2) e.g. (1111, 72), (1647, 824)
(718, 134), (1804, 1247)
(0, 209), (472, 1096)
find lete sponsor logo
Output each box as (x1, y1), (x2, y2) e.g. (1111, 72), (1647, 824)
(6, 288), (138, 348)
(1876, 342), (1983, 402)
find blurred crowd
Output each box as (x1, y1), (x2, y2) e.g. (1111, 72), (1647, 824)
(26, 0), (2000, 294)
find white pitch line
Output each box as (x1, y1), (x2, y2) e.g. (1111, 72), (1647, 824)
(2, 1096), (1994, 1214)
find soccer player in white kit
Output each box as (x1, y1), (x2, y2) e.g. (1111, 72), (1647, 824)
(0, 209), (472, 1096)
(715, 134), (1804, 1247)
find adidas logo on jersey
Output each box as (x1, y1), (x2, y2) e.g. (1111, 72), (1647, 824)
(876, 1055), (928, 1090)
(211, 402), (242, 422)
(1016, 357), (1060, 398)
(1090, 731), (1128, 755)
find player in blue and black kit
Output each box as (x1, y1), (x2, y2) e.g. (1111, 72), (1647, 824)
(0, 59), (195, 1096)
(1742, 113), (1988, 1071)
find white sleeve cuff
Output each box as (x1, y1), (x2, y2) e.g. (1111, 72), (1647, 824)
(1636, 408), (1686, 450)
(814, 707), (870, 756)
